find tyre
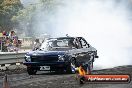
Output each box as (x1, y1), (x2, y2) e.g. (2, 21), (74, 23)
(90, 61), (93, 71)
(78, 76), (86, 84)
(86, 62), (93, 74)
(27, 67), (37, 75)
(56, 69), (65, 74)
(66, 58), (76, 73)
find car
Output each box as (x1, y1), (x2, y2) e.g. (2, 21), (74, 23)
(23, 36), (98, 75)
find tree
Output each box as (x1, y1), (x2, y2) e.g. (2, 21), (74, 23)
(12, 0), (61, 37)
(11, 5), (37, 36)
(0, 0), (23, 32)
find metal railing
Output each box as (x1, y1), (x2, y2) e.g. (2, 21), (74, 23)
(0, 51), (27, 66)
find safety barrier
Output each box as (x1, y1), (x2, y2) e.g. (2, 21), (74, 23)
(0, 51), (28, 69)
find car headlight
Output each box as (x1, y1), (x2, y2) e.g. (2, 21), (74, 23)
(25, 55), (31, 62)
(58, 55), (65, 61)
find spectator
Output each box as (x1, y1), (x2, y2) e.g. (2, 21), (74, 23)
(0, 30), (21, 52)
(5, 37), (13, 52)
(2, 31), (7, 36)
(9, 31), (16, 40)
(2, 31), (8, 37)
(12, 36), (19, 52)
(18, 39), (22, 48)
(33, 39), (41, 51)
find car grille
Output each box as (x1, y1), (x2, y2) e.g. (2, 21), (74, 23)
(31, 55), (58, 62)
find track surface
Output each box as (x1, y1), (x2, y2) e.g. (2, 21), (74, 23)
(0, 65), (132, 88)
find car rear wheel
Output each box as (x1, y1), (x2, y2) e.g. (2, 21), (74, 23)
(85, 61), (93, 74)
(27, 67), (37, 75)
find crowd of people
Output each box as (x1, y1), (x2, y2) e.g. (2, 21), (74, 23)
(0, 31), (21, 52)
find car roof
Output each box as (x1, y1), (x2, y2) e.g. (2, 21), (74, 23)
(48, 37), (82, 40)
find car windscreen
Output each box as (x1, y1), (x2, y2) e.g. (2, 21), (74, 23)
(40, 38), (75, 50)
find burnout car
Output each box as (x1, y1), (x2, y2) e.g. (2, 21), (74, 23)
(23, 36), (98, 75)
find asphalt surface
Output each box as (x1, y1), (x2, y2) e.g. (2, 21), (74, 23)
(0, 65), (132, 88)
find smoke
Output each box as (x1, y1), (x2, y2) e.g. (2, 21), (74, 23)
(51, 0), (132, 69)
(22, 0), (132, 69)
(21, 0), (39, 7)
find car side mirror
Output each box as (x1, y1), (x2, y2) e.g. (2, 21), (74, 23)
(95, 56), (99, 58)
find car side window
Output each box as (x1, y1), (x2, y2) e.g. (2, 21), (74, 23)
(80, 38), (89, 48)
(74, 38), (82, 49)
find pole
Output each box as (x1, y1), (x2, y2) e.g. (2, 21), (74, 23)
(1, 39), (2, 52)
(3, 74), (10, 88)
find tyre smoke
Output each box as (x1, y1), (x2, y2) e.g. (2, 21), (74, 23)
(22, 0), (132, 69)
(51, 0), (132, 69)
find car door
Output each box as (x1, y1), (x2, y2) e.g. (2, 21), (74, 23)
(77, 37), (91, 63)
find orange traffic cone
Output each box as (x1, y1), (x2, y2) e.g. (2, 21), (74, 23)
(3, 74), (10, 88)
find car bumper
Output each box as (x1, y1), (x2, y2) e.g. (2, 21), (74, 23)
(23, 62), (69, 71)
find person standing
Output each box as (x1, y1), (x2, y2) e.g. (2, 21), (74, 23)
(5, 37), (13, 52)
(33, 39), (41, 51)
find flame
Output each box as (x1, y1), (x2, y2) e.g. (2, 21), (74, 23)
(78, 66), (86, 76)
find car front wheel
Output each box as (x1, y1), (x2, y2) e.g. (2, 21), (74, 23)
(27, 67), (37, 75)
(66, 58), (76, 73)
